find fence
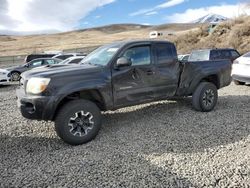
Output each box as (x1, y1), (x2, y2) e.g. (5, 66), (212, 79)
(0, 45), (100, 68)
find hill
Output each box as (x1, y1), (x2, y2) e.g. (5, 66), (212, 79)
(0, 23), (199, 56)
(169, 15), (250, 54)
(0, 16), (249, 57)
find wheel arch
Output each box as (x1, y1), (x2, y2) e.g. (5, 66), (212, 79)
(52, 89), (106, 121)
(201, 74), (220, 89)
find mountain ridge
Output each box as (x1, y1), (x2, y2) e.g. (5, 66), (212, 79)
(192, 14), (228, 24)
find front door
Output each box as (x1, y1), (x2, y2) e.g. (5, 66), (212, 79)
(112, 45), (155, 108)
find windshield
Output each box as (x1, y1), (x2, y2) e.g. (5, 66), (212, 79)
(80, 43), (122, 66)
(189, 50), (210, 61)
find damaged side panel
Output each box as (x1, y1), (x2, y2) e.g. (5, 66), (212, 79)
(176, 60), (232, 96)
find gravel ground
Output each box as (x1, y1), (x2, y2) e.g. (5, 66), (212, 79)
(0, 83), (249, 187)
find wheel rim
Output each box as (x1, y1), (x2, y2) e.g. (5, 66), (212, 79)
(11, 73), (20, 81)
(202, 89), (215, 108)
(68, 111), (94, 137)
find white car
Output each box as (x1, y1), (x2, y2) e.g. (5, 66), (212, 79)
(59, 56), (86, 64)
(232, 52), (250, 85)
(0, 69), (11, 84)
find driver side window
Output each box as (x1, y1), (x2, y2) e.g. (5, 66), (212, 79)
(30, 60), (43, 67)
(123, 46), (151, 66)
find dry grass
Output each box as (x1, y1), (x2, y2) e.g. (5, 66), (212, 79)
(0, 16), (249, 56)
(168, 16), (250, 54)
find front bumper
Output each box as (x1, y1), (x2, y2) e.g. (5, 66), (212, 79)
(0, 74), (11, 84)
(16, 87), (56, 121)
(232, 74), (250, 83)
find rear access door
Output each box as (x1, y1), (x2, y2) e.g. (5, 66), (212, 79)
(150, 42), (180, 98)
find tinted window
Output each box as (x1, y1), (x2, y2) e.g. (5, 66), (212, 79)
(231, 50), (240, 58)
(123, 46), (151, 66)
(155, 43), (174, 64)
(220, 50), (231, 59)
(210, 50), (221, 60)
(70, 58), (82, 64)
(26, 54), (55, 62)
(56, 55), (74, 60)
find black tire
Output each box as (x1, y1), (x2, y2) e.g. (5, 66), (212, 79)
(234, 80), (245, 85)
(10, 71), (21, 81)
(55, 99), (102, 145)
(192, 82), (218, 112)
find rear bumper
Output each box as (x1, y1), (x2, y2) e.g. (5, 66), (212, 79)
(16, 87), (56, 121)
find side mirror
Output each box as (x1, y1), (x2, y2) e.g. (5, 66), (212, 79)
(25, 64), (29, 67)
(116, 57), (132, 68)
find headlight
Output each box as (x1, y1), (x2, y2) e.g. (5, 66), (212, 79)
(26, 77), (51, 94)
(0, 69), (9, 75)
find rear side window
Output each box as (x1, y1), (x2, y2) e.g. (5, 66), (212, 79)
(155, 43), (174, 64)
(210, 50), (221, 60)
(231, 50), (240, 58)
(220, 50), (231, 59)
(70, 58), (82, 64)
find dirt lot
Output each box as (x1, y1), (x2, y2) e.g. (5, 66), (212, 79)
(0, 83), (249, 187)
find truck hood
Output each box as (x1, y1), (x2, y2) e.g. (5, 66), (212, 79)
(21, 64), (103, 79)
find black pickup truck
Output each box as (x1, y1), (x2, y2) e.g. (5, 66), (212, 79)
(17, 40), (232, 145)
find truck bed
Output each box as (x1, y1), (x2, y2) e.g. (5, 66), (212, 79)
(176, 60), (232, 96)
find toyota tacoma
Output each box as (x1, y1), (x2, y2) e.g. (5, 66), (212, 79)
(17, 40), (232, 145)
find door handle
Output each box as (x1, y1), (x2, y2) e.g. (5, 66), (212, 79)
(146, 70), (155, 75)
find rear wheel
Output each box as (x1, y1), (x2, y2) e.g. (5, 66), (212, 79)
(10, 71), (21, 81)
(234, 80), (245, 85)
(55, 99), (102, 145)
(192, 82), (218, 112)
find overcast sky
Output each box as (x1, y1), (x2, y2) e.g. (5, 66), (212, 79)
(0, 0), (249, 34)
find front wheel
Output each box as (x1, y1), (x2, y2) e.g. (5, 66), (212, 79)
(55, 99), (102, 145)
(10, 72), (21, 81)
(192, 82), (218, 112)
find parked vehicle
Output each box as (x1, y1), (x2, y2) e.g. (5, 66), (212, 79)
(189, 48), (240, 63)
(232, 52), (250, 85)
(59, 56), (86, 64)
(7, 58), (62, 81)
(178, 54), (190, 63)
(17, 40), (232, 145)
(25, 53), (57, 63)
(53, 53), (86, 60)
(0, 69), (11, 85)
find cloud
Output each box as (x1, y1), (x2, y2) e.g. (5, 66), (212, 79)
(166, 3), (250, 23)
(0, 0), (115, 32)
(0, 0), (20, 29)
(145, 11), (158, 16)
(130, 0), (187, 16)
(95, 15), (101, 19)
